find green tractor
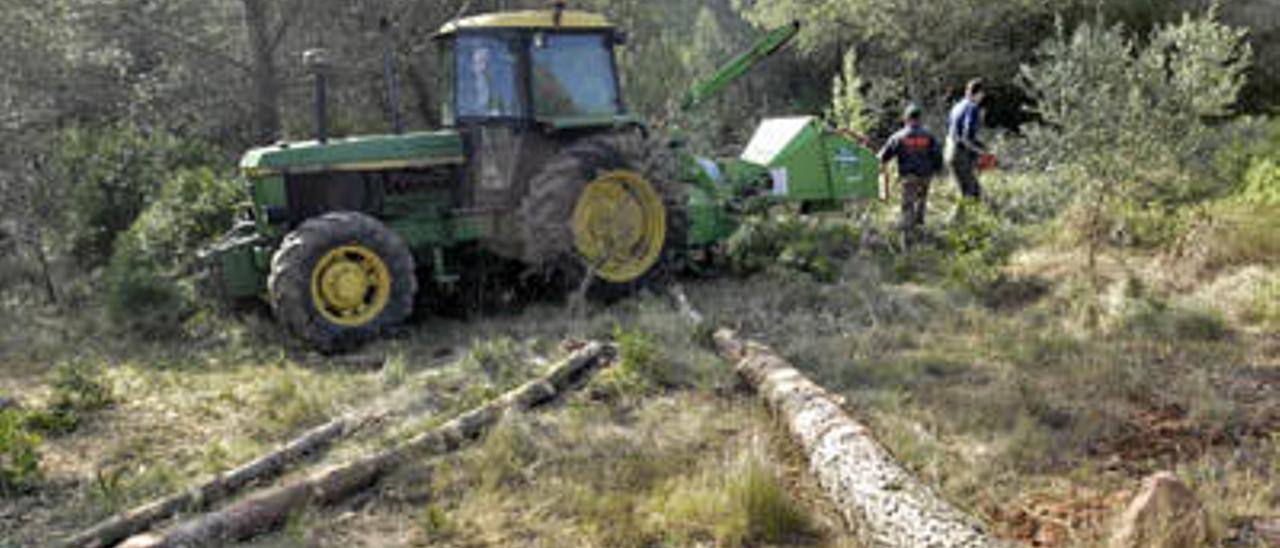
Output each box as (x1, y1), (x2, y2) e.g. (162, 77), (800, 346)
(207, 6), (879, 351)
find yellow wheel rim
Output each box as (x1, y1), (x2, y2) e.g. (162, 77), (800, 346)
(571, 169), (667, 283)
(310, 245), (392, 327)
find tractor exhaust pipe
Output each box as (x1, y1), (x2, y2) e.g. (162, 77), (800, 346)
(380, 17), (404, 134)
(303, 48), (331, 143)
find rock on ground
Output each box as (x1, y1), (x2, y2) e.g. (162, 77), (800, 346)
(1109, 472), (1208, 548)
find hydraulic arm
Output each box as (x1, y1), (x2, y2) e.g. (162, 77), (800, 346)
(677, 21), (801, 112)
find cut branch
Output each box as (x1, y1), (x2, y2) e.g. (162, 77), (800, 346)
(60, 416), (370, 548)
(113, 342), (614, 548)
(713, 330), (1007, 548)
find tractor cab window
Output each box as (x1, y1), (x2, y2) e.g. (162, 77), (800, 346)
(531, 34), (620, 117)
(456, 35), (523, 119)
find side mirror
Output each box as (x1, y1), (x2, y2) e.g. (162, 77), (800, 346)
(612, 31), (628, 46)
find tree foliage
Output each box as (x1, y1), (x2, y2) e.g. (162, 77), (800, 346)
(826, 49), (873, 134)
(1018, 8), (1252, 270)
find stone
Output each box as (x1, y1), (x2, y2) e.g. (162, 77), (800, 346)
(1109, 472), (1208, 548)
(1255, 517), (1280, 547)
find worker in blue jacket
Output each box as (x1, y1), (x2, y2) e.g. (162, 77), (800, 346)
(946, 78), (988, 205)
(879, 104), (943, 247)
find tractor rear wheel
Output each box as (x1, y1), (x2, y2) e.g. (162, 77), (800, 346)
(268, 212), (416, 352)
(518, 131), (686, 297)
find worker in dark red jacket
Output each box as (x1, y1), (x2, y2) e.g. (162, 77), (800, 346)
(878, 104), (943, 247)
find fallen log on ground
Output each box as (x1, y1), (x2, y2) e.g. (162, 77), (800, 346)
(113, 342), (613, 548)
(63, 415), (372, 548)
(713, 329), (1005, 548)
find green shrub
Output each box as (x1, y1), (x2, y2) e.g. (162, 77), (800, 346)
(938, 205), (1020, 294)
(723, 214), (862, 281)
(417, 504), (456, 541)
(590, 326), (697, 401)
(464, 337), (524, 388)
(1241, 276), (1280, 330)
(985, 171), (1074, 226)
(1238, 157), (1280, 206)
(0, 409), (42, 495)
(104, 167), (241, 336)
(25, 359), (116, 435)
(47, 125), (223, 267)
(104, 238), (189, 338)
(1108, 278), (1229, 341)
(1019, 10), (1252, 264)
(1175, 202), (1280, 275)
(826, 48), (873, 134)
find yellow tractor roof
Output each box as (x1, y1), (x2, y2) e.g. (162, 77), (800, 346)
(436, 10), (613, 35)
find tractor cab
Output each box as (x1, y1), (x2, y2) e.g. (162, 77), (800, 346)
(435, 10), (630, 129)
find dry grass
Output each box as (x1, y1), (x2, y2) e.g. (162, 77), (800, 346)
(2, 177), (1277, 546)
(680, 243), (1279, 546)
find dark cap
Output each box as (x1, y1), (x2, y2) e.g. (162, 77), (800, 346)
(903, 103), (922, 121)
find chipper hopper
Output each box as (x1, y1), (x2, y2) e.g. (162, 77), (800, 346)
(204, 5), (879, 351)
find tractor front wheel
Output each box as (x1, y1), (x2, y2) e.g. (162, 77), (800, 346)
(268, 212), (416, 352)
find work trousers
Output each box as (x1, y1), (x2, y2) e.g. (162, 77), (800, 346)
(900, 173), (931, 246)
(944, 139), (982, 200)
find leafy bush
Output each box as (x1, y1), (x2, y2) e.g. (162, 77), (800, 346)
(938, 205), (1021, 294)
(0, 409), (42, 495)
(1106, 277), (1229, 341)
(826, 48), (873, 134)
(105, 167), (241, 336)
(47, 125), (223, 267)
(1238, 157), (1280, 206)
(1171, 202), (1280, 276)
(25, 359), (116, 435)
(591, 327), (666, 399)
(1241, 276), (1280, 330)
(464, 337), (525, 388)
(1018, 10), (1252, 262)
(723, 214), (862, 281)
(985, 171), (1074, 226)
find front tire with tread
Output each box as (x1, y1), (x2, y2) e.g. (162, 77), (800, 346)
(268, 212), (416, 352)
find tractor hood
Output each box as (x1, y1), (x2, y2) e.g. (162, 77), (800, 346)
(240, 131), (465, 177)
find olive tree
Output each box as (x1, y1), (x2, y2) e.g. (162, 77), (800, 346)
(1018, 7), (1251, 278)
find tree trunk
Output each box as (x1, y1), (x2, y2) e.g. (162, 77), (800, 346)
(61, 416), (366, 548)
(115, 343), (614, 548)
(713, 330), (1007, 548)
(242, 0), (281, 144)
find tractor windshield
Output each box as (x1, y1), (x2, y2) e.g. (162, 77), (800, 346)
(531, 34), (620, 117)
(456, 35), (524, 119)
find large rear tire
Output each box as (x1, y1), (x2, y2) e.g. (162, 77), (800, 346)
(518, 131), (686, 298)
(268, 212), (416, 352)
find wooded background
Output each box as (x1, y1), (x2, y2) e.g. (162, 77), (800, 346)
(0, 0), (1275, 332)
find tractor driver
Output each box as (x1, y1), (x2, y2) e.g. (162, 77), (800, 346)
(459, 43), (519, 118)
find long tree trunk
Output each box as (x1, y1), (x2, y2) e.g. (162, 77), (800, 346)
(242, 0), (281, 143)
(116, 343), (615, 548)
(713, 330), (1007, 548)
(60, 416), (365, 548)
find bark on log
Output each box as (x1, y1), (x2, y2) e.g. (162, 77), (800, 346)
(63, 415), (369, 548)
(114, 342), (614, 548)
(713, 329), (1006, 548)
